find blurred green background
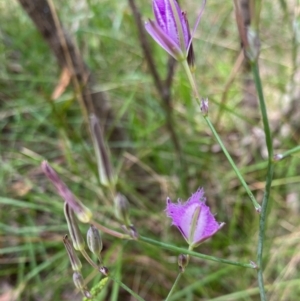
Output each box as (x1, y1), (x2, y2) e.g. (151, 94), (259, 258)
(1, 0), (300, 300)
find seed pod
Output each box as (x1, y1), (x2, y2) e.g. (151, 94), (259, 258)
(64, 203), (85, 251)
(72, 272), (92, 299)
(73, 271), (85, 290)
(63, 235), (82, 271)
(114, 193), (131, 226)
(87, 225), (103, 255)
(178, 254), (188, 272)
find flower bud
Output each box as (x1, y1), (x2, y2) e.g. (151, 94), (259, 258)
(90, 114), (115, 187)
(41, 161), (92, 223)
(63, 235), (82, 271)
(250, 261), (258, 269)
(87, 225), (103, 255)
(200, 98), (208, 116)
(99, 266), (109, 276)
(64, 203), (85, 251)
(73, 271), (92, 299)
(178, 254), (188, 272)
(273, 154), (283, 162)
(114, 193), (131, 226)
(182, 11), (195, 68)
(83, 290), (92, 299)
(73, 271), (85, 290)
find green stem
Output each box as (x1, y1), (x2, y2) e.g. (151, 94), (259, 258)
(275, 145), (300, 160)
(256, 164), (274, 301)
(139, 235), (255, 269)
(91, 222), (255, 268)
(204, 116), (261, 211)
(80, 249), (99, 270)
(251, 64), (273, 157)
(182, 61), (200, 105)
(251, 61), (274, 301)
(109, 275), (146, 301)
(165, 273), (182, 301)
(91, 220), (128, 239)
(182, 60), (261, 211)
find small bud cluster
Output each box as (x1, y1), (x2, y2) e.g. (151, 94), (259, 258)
(63, 235), (91, 298)
(42, 153), (139, 297)
(62, 221), (107, 298)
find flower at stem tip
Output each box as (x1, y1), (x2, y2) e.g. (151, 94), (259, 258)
(144, 0), (206, 66)
(166, 188), (224, 248)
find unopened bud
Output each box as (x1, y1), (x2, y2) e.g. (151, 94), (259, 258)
(114, 193), (131, 226)
(64, 203), (85, 251)
(99, 266), (109, 276)
(41, 161), (92, 223)
(200, 98), (209, 116)
(178, 254), (188, 272)
(273, 153), (283, 162)
(83, 290), (92, 299)
(250, 260), (258, 269)
(90, 114), (115, 187)
(73, 271), (85, 290)
(63, 235), (82, 271)
(128, 225), (138, 239)
(87, 225), (103, 255)
(182, 11), (195, 68)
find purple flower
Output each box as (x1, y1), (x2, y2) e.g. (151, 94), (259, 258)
(166, 188), (224, 247)
(145, 0), (206, 66)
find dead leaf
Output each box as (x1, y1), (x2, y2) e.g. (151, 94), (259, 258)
(51, 67), (71, 100)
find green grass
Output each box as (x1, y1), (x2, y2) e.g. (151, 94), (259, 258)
(1, 0), (300, 300)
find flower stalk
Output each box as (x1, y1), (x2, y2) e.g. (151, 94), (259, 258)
(139, 235), (256, 269)
(181, 60), (261, 212)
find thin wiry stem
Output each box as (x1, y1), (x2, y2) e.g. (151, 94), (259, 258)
(109, 276), (146, 301)
(275, 145), (300, 160)
(165, 273), (182, 301)
(251, 61), (274, 301)
(139, 235), (256, 269)
(90, 220), (256, 268)
(90, 220), (128, 239)
(182, 60), (261, 211)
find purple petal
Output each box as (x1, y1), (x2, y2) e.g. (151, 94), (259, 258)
(145, 20), (183, 59)
(152, 0), (189, 49)
(182, 11), (194, 65)
(179, 11), (189, 48)
(153, 0), (168, 31)
(164, 0), (180, 47)
(166, 188), (223, 246)
(166, 197), (189, 242)
(192, 202), (222, 245)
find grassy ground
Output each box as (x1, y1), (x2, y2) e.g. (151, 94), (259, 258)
(1, 0), (300, 300)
